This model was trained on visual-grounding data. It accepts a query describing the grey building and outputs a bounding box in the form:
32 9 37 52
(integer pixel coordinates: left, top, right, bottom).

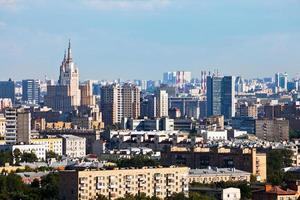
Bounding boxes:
255 119 289 141
22 79 40 104
0 79 15 104
207 76 235 119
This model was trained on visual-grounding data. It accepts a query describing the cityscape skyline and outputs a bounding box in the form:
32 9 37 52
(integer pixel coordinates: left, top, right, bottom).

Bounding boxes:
1 0 300 80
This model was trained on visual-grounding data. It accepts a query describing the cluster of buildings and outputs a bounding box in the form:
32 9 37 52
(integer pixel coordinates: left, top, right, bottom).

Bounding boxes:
1 41 300 199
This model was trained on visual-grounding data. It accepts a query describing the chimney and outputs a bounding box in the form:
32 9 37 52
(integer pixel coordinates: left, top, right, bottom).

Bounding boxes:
265 185 272 192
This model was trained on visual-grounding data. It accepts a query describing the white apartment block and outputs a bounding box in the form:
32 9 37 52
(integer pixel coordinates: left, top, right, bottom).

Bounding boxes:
5 108 17 144
60 135 86 158
202 130 228 141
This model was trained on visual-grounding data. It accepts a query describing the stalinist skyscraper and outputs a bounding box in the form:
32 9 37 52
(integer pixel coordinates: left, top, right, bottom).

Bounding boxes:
44 41 81 112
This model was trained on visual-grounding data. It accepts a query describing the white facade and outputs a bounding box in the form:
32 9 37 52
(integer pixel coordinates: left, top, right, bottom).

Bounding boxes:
5 108 17 144
156 90 168 117
202 130 228 141
60 135 86 158
12 144 46 161
222 187 241 200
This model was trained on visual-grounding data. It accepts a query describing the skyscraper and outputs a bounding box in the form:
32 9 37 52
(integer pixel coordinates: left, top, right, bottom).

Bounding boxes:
221 76 235 119
207 75 235 119
0 79 15 104
44 41 81 112
275 72 288 92
22 79 40 104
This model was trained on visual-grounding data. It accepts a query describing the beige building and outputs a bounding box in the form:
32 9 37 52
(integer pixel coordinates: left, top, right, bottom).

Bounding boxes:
156 89 168 118
189 168 251 184
101 83 140 126
59 166 189 200
44 41 81 112
0 114 5 138
30 137 63 156
80 80 96 107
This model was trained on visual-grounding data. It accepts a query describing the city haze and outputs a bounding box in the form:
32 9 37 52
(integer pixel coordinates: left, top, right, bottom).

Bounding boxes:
1 0 300 80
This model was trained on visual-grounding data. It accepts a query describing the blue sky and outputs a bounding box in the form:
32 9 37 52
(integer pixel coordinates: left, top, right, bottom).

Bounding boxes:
0 0 300 81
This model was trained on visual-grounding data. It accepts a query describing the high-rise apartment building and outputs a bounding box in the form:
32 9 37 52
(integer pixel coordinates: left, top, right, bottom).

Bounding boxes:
59 167 189 200
156 89 168 118
101 83 140 125
22 79 40 104
80 80 96 107
16 111 31 144
4 108 17 144
207 75 235 119
0 79 15 104
44 41 81 112
4 108 32 145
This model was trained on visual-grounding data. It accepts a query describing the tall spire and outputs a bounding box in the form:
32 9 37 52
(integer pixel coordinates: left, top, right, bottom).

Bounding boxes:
67 39 72 62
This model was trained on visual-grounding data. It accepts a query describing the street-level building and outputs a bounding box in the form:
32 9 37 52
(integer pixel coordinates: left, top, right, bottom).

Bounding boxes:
60 135 86 158
12 144 46 161
59 166 189 200
30 137 63 156
188 168 251 184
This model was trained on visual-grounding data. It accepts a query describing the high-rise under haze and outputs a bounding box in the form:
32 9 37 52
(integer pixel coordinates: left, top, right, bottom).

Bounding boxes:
207 75 235 119
44 41 81 112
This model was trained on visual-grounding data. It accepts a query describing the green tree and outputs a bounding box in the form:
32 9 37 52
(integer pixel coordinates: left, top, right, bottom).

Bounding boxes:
46 150 59 160
267 149 293 185
13 148 22 164
0 151 13 166
116 155 159 168
95 194 109 200
21 152 38 163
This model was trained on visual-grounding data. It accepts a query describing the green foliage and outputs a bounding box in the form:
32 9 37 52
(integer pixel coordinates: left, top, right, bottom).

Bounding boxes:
289 130 300 139
96 194 109 200
0 151 13 166
13 148 22 164
166 192 214 200
21 152 38 163
267 149 293 185
116 155 159 168
0 172 59 200
191 181 251 200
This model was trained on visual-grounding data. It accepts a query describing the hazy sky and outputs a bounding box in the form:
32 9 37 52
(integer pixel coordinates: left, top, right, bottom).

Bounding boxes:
0 0 300 81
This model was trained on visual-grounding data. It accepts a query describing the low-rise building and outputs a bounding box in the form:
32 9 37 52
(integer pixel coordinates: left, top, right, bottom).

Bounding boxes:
253 183 300 200
59 166 189 200
202 130 227 141
60 135 86 158
30 137 63 156
12 144 46 161
188 167 251 184
161 146 266 182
